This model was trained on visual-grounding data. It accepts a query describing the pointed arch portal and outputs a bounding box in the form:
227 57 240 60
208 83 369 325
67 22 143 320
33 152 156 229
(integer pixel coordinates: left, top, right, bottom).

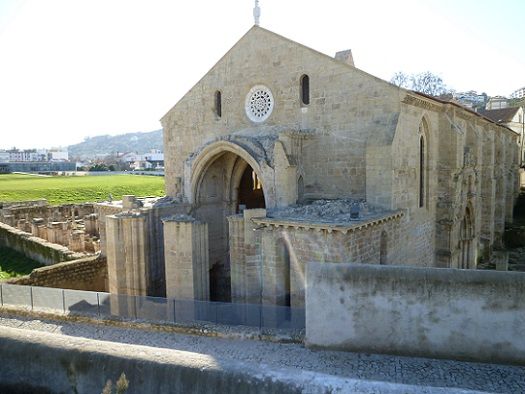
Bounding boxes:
193 150 265 301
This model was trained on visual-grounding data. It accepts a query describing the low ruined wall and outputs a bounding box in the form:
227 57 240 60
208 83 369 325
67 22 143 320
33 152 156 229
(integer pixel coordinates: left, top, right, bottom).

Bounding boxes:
0 222 85 265
0 201 94 226
8 256 107 292
305 263 525 364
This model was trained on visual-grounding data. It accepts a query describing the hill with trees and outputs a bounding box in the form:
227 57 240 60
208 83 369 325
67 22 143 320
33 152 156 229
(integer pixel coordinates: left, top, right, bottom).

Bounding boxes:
68 129 162 159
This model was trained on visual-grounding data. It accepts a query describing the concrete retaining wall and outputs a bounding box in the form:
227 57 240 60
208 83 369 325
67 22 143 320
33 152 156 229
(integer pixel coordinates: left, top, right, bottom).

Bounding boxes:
7 256 108 292
0 222 85 265
0 325 420 394
305 263 525 364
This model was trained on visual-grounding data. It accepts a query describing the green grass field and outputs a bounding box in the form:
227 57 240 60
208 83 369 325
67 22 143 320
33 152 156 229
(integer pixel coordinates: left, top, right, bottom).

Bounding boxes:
0 247 43 280
0 174 165 204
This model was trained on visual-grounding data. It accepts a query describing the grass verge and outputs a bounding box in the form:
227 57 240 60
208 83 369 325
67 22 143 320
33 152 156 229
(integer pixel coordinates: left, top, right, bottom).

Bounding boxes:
0 247 43 280
0 174 165 204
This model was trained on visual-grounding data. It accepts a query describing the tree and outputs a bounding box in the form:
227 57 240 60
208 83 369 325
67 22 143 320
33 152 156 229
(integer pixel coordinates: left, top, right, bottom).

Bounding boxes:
509 97 525 108
89 163 109 172
411 71 448 96
390 72 411 89
390 71 451 97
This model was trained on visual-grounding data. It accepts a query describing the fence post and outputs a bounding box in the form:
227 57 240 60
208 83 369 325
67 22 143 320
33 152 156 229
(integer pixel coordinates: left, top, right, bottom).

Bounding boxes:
0 284 3 307
172 298 176 324
30 286 34 311
62 289 66 314
259 303 262 330
97 292 100 318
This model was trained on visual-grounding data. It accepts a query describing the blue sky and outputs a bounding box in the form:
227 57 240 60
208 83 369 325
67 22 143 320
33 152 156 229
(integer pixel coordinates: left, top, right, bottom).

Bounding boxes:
0 0 524 149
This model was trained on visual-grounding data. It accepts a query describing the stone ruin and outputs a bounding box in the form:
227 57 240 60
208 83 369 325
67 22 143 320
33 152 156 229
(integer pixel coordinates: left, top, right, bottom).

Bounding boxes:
0 200 100 254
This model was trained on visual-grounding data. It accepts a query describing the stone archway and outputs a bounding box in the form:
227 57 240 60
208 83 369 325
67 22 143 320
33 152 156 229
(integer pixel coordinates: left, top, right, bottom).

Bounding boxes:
193 150 265 302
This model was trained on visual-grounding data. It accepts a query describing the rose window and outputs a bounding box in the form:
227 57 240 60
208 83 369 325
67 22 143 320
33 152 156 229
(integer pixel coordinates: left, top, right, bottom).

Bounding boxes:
245 85 274 122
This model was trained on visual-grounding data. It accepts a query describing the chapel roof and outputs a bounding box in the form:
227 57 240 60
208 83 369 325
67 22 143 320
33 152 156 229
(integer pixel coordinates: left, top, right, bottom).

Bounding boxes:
477 107 520 123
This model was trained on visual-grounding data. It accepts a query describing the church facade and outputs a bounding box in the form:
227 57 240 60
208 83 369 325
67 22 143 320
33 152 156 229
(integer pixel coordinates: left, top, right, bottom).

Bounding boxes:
97 27 519 307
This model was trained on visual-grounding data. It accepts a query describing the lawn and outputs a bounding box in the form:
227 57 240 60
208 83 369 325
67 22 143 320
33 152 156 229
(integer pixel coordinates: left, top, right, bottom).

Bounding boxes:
0 174 165 204
0 247 43 280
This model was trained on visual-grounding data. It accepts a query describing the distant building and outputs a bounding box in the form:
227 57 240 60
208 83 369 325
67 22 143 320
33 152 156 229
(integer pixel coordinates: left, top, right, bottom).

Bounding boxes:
485 96 509 110
0 148 69 163
0 147 72 172
49 150 69 161
452 91 487 110
479 106 525 165
0 161 76 173
121 149 164 170
510 86 525 100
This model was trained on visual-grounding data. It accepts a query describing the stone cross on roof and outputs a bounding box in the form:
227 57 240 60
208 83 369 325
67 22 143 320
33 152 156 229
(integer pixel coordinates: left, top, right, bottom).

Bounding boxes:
253 0 261 26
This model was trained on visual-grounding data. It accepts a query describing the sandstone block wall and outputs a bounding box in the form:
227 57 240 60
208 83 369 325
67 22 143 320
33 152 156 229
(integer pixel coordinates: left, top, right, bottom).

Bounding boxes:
163 218 209 300
0 200 100 254
101 197 191 297
94 203 123 258
105 213 149 296
305 263 525 364
161 26 401 205
0 222 86 266
7 256 107 292
229 212 404 307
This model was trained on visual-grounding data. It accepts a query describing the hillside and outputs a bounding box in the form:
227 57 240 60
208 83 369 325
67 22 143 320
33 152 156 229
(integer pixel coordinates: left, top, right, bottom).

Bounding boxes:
68 129 163 159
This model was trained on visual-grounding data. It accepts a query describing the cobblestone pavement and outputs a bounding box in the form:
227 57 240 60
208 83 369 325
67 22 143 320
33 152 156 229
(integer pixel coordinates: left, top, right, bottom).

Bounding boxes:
0 314 523 393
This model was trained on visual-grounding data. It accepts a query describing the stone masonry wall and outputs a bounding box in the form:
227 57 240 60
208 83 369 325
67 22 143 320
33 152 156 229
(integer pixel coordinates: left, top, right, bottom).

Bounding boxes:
230 212 405 308
7 255 107 292
161 26 401 204
0 222 86 266
0 200 99 254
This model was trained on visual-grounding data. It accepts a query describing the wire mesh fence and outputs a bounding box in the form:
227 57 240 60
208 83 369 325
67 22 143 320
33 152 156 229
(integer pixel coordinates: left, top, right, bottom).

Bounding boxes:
0 283 305 330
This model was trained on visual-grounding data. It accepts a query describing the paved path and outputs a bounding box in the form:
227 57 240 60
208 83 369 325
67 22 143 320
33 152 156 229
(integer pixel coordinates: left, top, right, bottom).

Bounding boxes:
0 314 523 393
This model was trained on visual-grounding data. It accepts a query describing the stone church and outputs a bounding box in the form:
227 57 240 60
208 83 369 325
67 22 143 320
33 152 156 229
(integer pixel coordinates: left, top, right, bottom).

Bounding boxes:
96 26 519 307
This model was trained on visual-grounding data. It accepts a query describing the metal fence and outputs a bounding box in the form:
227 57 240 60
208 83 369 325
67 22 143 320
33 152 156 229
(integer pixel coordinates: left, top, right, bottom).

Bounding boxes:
0 283 305 330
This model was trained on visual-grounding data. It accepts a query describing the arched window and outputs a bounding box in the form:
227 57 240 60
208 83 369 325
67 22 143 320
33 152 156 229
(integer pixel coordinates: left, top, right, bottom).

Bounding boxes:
418 119 429 209
380 231 388 265
419 135 425 208
215 90 222 118
300 74 310 105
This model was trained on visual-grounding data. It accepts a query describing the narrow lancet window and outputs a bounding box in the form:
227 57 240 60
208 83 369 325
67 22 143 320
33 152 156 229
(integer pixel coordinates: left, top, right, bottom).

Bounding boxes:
300 74 310 105
215 90 222 118
419 135 425 208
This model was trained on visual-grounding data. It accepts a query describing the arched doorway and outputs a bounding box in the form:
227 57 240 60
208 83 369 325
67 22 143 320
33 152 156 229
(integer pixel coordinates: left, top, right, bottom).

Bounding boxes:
237 165 265 212
194 151 265 302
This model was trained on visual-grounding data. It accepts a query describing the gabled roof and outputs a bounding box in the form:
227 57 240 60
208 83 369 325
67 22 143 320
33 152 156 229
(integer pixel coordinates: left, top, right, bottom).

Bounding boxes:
161 26 399 121
477 107 520 123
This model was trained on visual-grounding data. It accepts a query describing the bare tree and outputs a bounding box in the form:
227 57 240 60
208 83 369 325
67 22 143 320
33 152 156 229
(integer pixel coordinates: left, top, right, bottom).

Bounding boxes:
391 71 450 97
411 71 448 96
390 72 411 88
